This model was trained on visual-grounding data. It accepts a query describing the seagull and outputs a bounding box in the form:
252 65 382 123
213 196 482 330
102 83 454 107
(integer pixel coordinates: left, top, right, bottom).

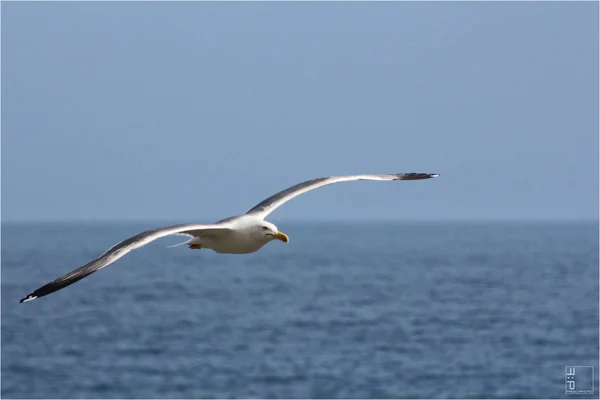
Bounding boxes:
19 173 439 303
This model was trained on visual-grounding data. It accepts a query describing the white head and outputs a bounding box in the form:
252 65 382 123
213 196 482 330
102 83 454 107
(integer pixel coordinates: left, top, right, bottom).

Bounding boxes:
255 220 289 243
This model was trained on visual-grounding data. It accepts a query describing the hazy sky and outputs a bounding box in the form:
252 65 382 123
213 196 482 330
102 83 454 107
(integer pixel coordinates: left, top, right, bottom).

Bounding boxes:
2 2 598 222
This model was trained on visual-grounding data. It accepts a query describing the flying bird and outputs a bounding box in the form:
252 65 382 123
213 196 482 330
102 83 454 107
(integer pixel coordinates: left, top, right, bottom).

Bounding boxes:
19 173 439 303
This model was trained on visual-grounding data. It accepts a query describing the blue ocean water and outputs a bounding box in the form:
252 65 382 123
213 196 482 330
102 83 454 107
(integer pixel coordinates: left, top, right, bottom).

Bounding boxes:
1 221 598 399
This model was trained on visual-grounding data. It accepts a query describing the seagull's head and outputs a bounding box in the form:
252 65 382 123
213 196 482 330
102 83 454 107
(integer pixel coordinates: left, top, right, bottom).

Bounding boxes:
258 221 289 243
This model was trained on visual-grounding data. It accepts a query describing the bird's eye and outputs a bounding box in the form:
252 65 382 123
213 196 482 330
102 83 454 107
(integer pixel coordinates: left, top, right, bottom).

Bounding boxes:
262 226 269 231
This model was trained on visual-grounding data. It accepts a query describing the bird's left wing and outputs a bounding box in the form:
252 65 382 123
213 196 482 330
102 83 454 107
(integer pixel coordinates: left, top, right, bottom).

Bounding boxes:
245 173 439 219
19 223 232 303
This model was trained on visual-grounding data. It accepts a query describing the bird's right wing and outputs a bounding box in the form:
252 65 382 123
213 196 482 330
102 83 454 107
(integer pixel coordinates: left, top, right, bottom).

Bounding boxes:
19 223 232 303
245 173 439 219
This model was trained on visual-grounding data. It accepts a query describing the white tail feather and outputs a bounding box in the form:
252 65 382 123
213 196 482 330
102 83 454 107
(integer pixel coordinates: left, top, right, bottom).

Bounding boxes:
167 239 194 248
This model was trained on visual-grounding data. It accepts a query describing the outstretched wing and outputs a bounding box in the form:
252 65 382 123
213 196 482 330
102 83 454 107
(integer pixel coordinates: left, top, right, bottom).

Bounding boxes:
245 173 439 219
19 223 232 303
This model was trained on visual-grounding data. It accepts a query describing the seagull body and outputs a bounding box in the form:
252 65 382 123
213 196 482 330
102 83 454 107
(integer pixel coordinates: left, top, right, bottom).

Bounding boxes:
176 216 287 254
19 173 439 303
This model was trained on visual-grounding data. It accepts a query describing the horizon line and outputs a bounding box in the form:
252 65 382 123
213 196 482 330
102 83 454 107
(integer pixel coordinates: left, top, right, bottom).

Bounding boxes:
2 217 598 224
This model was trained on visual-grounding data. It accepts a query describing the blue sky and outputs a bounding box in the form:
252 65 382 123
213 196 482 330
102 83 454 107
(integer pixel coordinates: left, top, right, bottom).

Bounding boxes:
2 2 598 222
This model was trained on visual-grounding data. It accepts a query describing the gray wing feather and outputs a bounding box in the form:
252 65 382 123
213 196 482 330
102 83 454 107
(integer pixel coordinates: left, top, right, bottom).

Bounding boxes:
19 223 230 303
245 173 439 219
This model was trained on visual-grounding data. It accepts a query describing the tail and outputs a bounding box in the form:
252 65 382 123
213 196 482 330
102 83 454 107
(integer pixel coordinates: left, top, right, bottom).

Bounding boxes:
167 238 194 248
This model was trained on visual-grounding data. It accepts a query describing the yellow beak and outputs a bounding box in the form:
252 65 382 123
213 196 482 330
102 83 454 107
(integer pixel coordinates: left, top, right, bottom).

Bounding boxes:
269 231 289 243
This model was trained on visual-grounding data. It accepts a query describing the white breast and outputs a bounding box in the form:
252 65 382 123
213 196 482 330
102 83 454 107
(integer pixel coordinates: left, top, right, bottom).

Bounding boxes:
200 216 268 254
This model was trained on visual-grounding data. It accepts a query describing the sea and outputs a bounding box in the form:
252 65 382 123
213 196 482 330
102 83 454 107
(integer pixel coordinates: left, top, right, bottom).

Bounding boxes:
1 221 598 399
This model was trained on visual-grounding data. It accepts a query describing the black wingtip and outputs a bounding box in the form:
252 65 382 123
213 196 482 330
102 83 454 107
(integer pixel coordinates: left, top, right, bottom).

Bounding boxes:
396 173 440 180
19 294 38 303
